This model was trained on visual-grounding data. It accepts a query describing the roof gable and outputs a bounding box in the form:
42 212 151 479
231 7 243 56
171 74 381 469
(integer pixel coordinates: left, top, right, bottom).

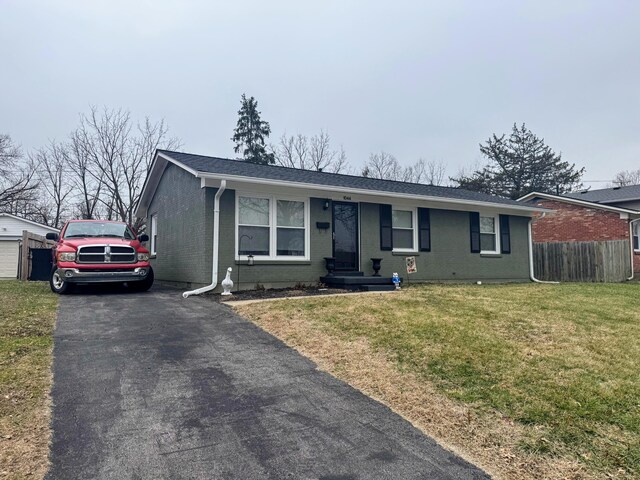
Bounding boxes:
518 191 640 216
0 213 59 236
564 184 640 204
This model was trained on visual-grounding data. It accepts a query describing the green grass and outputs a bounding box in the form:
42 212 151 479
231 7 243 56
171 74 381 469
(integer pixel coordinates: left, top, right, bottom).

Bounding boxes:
0 281 57 478
255 283 640 477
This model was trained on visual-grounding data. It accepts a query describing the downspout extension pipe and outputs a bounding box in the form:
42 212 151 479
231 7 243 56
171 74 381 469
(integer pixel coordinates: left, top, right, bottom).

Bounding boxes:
528 218 559 284
627 218 640 281
183 180 227 298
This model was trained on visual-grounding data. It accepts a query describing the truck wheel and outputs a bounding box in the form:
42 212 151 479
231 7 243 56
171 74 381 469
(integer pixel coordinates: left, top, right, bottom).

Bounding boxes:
129 268 154 292
50 270 74 294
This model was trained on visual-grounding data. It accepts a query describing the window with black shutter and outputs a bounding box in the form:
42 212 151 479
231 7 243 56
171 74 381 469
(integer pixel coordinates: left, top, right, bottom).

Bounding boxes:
470 212 481 253
500 215 511 254
379 204 393 250
418 208 431 251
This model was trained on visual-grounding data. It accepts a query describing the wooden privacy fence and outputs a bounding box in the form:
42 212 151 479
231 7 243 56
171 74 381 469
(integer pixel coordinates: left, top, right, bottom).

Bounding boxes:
533 240 631 283
17 231 55 281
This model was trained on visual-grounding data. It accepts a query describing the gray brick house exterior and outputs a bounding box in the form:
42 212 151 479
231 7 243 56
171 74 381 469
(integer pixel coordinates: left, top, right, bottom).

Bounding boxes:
136 150 545 291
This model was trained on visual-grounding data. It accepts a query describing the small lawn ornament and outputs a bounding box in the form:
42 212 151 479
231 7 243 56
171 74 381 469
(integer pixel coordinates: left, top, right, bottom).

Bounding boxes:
392 272 401 290
221 267 233 295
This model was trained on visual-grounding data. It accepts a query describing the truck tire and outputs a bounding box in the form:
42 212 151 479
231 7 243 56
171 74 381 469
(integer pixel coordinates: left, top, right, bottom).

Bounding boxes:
129 268 154 292
50 269 74 294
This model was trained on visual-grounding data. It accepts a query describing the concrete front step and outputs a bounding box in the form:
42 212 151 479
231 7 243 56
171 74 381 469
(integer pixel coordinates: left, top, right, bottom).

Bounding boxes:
359 284 397 292
320 275 401 286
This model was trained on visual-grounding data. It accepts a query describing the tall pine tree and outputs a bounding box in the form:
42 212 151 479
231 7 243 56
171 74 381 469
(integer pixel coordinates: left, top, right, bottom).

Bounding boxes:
231 94 274 165
453 123 584 199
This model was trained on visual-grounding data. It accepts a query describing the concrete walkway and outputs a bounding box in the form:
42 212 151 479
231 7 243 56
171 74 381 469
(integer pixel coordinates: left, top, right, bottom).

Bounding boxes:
47 287 488 479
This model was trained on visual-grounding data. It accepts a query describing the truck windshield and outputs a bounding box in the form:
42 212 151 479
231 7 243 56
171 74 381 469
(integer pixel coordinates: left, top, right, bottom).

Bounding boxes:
63 222 136 239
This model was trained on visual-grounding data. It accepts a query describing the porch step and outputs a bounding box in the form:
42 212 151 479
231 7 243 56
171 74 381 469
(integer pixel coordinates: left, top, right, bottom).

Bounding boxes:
320 275 399 286
320 274 402 293
332 271 364 276
359 284 397 292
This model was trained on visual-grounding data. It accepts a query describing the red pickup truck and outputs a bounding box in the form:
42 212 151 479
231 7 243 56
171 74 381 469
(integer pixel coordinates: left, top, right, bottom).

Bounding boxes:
46 219 154 294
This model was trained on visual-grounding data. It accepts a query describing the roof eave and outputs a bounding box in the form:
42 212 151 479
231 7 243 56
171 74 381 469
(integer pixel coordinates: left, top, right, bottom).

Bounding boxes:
518 191 640 216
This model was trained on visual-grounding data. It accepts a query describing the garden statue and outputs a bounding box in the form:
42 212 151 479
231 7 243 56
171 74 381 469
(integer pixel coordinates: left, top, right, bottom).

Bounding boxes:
221 267 233 295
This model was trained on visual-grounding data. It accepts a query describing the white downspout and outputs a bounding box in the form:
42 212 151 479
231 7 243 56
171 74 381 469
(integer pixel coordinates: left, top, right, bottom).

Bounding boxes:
627 218 639 281
528 217 559 284
183 180 226 298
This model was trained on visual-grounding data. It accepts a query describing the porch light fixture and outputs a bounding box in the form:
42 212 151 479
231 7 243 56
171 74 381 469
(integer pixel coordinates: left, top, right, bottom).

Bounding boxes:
323 200 330 210
247 254 254 266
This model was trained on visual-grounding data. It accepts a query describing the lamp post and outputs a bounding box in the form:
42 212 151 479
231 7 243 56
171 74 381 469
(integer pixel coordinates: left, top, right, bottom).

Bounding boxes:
238 234 254 291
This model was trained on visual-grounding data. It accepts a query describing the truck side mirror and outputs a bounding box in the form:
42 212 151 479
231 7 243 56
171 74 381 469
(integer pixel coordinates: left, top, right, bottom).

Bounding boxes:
46 232 59 241
138 234 149 242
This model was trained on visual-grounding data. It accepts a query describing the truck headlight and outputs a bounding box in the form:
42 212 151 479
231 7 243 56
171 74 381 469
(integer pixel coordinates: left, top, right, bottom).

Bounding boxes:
137 253 150 261
58 252 76 262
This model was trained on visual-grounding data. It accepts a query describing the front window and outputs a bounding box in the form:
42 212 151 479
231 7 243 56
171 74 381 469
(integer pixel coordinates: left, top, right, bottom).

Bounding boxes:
480 215 499 253
237 195 308 259
392 209 415 251
238 197 270 255
276 200 305 256
633 222 640 251
63 222 135 240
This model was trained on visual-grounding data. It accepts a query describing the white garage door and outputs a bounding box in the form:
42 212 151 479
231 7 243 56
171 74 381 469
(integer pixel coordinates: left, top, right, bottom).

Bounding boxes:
0 241 19 278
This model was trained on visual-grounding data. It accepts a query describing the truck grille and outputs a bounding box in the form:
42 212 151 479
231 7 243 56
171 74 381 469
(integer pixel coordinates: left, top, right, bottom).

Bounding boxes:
77 245 136 264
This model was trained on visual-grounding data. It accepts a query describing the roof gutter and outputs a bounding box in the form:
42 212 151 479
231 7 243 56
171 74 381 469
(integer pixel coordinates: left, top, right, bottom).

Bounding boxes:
182 180 226 298
627 218 640 281
528 216 559 284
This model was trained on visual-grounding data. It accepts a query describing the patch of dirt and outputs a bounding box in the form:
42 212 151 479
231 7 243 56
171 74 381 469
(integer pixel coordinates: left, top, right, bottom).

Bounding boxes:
236 300 593 480
212 287 349 302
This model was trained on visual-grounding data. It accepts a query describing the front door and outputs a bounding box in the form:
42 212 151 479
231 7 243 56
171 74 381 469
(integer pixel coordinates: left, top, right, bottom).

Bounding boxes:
332 202 359 271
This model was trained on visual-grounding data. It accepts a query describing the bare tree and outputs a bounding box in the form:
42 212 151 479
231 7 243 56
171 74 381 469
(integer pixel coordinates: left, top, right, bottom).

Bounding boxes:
73 107 180 227
0 134 39 214
68 130 104 219
612 169 640 187
410 158 447 185
272 130 349 173
30 141 75 228
362 151 402 180
363 152 448 185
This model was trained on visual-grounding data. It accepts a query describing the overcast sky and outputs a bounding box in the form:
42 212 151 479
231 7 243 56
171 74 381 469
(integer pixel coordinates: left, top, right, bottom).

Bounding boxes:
1 0 638 187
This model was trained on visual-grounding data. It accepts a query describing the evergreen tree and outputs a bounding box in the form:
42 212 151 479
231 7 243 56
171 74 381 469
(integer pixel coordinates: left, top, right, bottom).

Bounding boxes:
452 123 584 199
231 94 274 165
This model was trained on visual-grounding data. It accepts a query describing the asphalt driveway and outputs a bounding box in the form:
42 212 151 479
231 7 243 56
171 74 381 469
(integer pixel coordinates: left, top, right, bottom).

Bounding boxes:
47 287 488 479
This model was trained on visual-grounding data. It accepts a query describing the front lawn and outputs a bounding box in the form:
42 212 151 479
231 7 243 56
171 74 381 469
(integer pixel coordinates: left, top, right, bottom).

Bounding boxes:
236 283 640 479
0 281 57 479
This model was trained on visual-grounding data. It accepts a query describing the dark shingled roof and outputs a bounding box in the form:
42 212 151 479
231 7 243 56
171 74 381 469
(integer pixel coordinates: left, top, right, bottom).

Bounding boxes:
159 150 530 209
564 184 640 204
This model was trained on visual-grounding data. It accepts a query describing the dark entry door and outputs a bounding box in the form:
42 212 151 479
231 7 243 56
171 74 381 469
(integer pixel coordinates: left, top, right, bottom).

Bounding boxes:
332 202 359 271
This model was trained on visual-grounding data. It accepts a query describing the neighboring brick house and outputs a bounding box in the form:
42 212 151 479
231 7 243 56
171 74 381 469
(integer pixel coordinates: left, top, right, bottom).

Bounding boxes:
518 191 640 275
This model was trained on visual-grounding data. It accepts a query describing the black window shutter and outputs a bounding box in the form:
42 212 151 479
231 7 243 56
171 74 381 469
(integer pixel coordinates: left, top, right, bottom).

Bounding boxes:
634 235 639 250
470 212 481 253
418 208 431 251
500 215 511 254
380 204 393 251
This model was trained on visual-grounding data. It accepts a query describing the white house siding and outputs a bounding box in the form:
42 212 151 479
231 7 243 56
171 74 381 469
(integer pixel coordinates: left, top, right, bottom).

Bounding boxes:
0 215 57 238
